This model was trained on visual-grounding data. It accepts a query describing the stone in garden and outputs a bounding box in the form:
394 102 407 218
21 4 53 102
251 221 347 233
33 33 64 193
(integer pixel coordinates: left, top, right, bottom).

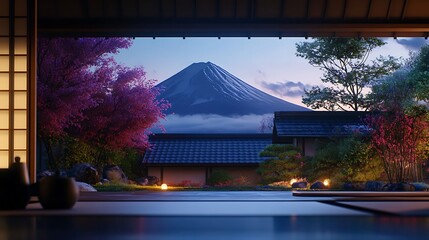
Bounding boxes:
102 165 128 183
100 178 110 184
342 182 353 190
342 182 365 190
292 182 308 188
135 177 149 186
365 181 386 191
310 181 326 190
397 183 415 191
36 170 54 181
76 181 97 192
37 170 67 181
69 163 100 184
385 183 416 191
147 176 160 186
351 182 365 190
412 183 429 192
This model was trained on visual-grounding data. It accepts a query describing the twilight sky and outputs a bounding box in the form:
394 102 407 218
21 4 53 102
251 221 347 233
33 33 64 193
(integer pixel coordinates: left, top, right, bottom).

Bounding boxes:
114 37 427 133
115 37 426 107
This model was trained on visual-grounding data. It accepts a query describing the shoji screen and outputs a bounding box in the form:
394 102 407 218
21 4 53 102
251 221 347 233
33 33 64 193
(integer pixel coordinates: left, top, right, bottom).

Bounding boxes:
0 0 36 182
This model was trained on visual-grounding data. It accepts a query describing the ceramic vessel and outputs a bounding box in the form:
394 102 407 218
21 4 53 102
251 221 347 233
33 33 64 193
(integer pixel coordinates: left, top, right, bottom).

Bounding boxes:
39 175 79 209
0 157 30 210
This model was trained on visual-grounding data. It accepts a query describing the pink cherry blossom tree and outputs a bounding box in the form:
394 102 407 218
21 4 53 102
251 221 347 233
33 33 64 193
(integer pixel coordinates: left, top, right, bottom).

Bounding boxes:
366 111 429 183
38 38 168 169
73 63 170 162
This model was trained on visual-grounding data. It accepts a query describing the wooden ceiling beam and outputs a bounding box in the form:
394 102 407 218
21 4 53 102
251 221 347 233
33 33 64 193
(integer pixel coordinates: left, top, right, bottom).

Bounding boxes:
401 0 409 20
101 0 106 18
174 0 177 18
323 0 328 19
279 0 284 18
193 0 197 18
305 0 310 19
81 0 89 18
342 0 348 19
249 0 255 19
37 20 429 38
367 0 373 19
386 0 392 19
116 0 122 18
216 0 220 18
37 0 429 38
234 0 237 18
158 0 163 18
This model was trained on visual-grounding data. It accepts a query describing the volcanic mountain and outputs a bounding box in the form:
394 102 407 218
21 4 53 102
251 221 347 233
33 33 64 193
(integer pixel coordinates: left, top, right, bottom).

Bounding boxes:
156 62 309 115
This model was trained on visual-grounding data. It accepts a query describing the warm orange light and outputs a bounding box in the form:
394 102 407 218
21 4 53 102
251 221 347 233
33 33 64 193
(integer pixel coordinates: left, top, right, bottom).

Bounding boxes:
161 183 168 190
290 178 298 185
323 179 331 187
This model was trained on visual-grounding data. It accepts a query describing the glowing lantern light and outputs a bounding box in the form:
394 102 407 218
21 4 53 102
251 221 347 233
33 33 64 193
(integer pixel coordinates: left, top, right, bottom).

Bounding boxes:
323 179 331 187
161 183 168 190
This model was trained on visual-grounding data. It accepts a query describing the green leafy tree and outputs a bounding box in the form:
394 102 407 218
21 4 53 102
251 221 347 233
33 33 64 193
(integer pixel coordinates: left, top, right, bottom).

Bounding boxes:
369 45 429 112
207 170 232 186
337 136 384 182
369 70 416 111
367 47 429 183
59 137 142 179
304 136 384 184
257 145 304 184
409 44 429 101
296 38 401 111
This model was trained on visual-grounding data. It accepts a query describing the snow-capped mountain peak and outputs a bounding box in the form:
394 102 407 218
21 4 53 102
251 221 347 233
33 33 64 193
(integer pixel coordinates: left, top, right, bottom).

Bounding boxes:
157 62 309 115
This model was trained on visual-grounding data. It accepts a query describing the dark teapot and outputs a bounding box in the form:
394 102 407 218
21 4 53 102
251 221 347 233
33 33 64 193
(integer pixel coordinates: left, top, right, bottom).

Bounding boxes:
0 156 31 210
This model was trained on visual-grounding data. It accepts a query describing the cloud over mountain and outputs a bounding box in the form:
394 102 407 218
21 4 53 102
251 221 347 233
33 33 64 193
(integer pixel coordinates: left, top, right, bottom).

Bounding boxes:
154 114 272 133
261 81 314 98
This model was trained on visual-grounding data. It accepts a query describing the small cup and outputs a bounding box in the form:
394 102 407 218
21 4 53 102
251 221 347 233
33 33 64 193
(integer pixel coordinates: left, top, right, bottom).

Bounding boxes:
39 175 79 209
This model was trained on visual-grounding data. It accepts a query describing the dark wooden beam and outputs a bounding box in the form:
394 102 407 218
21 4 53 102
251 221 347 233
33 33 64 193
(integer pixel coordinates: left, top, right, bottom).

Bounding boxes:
37 18 429 38
367 0 373 19
53 0 59 17
249 0 255 19
81 0 89 18
193 0 197 18
216 0 220 18
136 0 140 17
401 0 409 20
9 0 15 167
116 0 122 18
305 0 310 19
386 0 392 19
101 0 106 18
234 0 237 18
279 0 284 18
158 0 163 18
323 0 328 19
342 0 348 19
174 0 177 18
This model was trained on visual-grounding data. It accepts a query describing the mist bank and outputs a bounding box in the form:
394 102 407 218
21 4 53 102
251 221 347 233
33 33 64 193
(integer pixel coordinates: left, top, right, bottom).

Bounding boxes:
151 114 273 134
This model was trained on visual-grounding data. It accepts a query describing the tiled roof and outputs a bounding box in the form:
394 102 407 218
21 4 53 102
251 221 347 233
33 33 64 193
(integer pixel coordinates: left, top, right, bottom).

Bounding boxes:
274 111 369 137
143 134 272 165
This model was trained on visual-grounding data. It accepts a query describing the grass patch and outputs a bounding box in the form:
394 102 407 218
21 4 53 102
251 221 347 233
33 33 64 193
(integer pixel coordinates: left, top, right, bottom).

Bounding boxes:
94 183 186 192
93 183 292 192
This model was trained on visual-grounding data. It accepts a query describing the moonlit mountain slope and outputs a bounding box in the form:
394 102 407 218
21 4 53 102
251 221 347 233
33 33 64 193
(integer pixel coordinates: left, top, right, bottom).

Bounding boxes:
157 62 309 115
